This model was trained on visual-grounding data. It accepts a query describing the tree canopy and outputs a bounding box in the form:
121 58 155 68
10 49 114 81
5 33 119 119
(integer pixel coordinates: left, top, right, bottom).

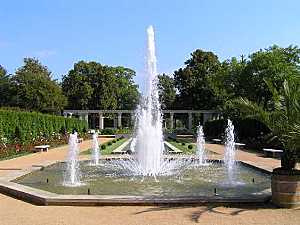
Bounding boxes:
157 74 176 109
207 45 300 117
0 58 66 113
62 61 139 110
0 65 12 106
173 49 221 109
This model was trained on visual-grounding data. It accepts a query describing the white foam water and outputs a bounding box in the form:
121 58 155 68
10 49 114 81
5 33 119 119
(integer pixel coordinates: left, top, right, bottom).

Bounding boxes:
91 133 100 165
63 133 82 186
115 26 183 177
196 124 208 165
224 119 237 183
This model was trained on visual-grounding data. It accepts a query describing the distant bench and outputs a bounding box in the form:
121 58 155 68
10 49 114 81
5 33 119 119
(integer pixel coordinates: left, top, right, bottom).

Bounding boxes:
263 148 283 158
33 145 50 153
235 143 246 149
211 139 222 144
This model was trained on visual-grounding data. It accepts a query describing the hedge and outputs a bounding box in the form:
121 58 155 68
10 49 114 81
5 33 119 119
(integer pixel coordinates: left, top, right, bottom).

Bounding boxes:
204 118 270 140
0 110 88 144
204 118 282 149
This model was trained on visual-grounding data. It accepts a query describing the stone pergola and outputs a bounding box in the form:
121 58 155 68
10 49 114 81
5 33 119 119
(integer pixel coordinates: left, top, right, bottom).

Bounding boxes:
63 109 221 130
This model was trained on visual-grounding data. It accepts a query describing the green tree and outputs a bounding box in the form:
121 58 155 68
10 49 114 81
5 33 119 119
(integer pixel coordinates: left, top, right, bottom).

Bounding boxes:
208 57 247 117
242 45 300 106
209 45 300 117
0 65 6 77
174 49 221 109
236 77 300 170
114 66 139 109
157 73 176 109
62 61 139 110
0 65 13 106
10 58 66 113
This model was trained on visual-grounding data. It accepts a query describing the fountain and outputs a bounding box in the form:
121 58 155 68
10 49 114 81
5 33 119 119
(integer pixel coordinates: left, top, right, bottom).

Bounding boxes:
12 26 271 205
224 119 237 183
91 132 100 165
196 124 207 165
115 25 169 177
63 132 81 186
134 25 165 176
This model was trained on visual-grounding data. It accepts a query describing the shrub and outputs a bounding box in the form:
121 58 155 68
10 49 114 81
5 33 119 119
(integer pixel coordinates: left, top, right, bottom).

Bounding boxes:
100 128 116 135
181 142 186 146
173 128 193 135
107 141 112 146
0 109 88 145
203 118 278 149
101 144 106 150
188 144 193 149
112 139 116 143
115 128 132 134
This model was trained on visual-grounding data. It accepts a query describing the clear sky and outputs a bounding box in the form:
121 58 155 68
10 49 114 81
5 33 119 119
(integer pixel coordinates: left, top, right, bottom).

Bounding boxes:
1 0 299 92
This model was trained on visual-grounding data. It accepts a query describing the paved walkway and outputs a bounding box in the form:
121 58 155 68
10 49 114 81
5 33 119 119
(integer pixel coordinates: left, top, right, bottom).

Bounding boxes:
205 144 281 172
0 141 299 225
0 138 112 177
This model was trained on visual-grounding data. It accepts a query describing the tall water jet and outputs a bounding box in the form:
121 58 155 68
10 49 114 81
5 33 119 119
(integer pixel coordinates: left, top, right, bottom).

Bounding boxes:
91 133 100 165
224 119 236 183
64 133 81 186
196 124 207 165
133 25 165 176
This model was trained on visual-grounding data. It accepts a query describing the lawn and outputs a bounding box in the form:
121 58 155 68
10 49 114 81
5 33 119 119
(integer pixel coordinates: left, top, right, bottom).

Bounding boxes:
167 140 196 154
81 138 128 155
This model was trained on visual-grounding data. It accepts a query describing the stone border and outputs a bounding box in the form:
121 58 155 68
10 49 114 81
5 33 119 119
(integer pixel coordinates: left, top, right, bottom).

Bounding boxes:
0 158 271 206
112 138 132 154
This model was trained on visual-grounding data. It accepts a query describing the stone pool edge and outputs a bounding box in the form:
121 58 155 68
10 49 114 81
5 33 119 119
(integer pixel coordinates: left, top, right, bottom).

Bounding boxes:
0 159 272 206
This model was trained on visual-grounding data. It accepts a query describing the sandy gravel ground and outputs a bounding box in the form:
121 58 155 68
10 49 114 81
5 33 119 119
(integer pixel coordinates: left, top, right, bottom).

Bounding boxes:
0 195 299 225
0 141 299 225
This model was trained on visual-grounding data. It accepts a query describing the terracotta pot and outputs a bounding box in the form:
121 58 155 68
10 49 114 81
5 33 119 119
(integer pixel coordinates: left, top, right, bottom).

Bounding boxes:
272 171 300 208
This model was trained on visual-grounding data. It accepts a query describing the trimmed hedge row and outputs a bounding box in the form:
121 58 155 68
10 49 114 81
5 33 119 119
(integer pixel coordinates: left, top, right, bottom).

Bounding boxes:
204 118 270 140
0 110 88 144
204 118 282 149
100 128 132 135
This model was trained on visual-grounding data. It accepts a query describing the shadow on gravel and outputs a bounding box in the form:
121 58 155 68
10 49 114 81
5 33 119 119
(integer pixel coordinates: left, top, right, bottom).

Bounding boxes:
133 203 279 223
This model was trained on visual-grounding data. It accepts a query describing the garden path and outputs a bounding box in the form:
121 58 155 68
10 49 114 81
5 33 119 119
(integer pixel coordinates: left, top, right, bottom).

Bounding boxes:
0 138 112 177
206 144 281 172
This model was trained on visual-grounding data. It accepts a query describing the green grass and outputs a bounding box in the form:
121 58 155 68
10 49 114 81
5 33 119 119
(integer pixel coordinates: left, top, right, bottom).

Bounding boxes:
167 140 196 154
176 138 195 143
81 138 128 155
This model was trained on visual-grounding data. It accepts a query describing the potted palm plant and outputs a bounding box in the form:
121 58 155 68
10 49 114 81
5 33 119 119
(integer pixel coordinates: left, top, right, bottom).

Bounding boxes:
236 77 300 208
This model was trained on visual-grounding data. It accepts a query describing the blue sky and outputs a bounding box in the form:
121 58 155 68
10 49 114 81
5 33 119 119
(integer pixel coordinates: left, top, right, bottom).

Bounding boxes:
0 0 299 92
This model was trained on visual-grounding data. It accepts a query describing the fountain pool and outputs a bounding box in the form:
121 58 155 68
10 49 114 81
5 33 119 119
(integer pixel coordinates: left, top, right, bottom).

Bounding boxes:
14 160 270 198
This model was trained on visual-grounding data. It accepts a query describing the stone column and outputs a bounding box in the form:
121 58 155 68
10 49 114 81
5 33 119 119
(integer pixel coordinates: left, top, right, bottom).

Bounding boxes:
118 113 122 128
84 114 89 123
170 112 174 129
99 113 104 129
131 113 135 124
113 118 117 128
203 113 212 125
188 113 193 130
